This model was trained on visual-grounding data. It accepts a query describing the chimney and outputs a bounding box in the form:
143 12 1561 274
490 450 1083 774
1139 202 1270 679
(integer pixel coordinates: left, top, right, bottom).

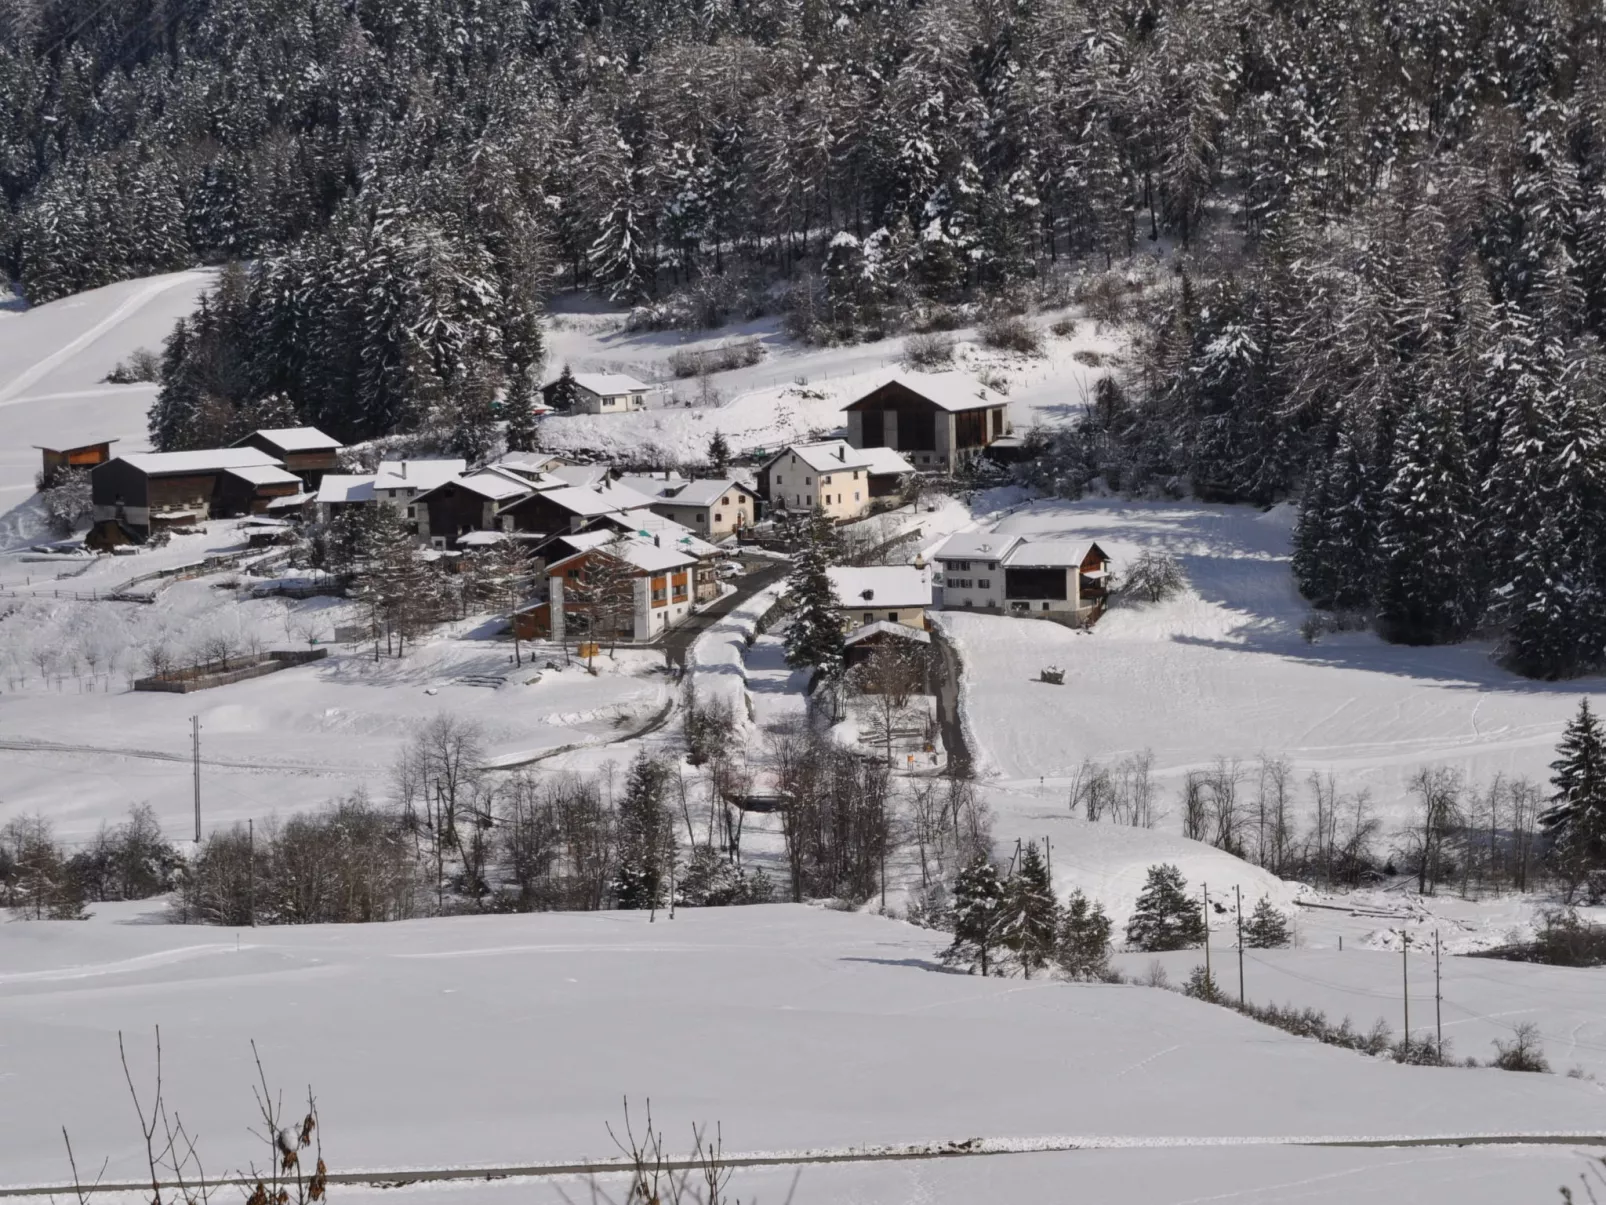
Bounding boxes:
655 534 661 547
838 446 846 461
400 461 407 479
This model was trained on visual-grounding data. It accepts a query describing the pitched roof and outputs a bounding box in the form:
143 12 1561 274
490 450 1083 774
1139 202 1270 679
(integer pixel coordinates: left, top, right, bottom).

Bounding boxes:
615 472 686 499
548 464 612 489
415 467 533 503
1003 540 1090 569
549 535 697 575
224 464 304 487
239 427 343 453
494 451 567 477
827 565 932 610
265 491 315 510
858 446 916 476
520 485 629 518
657 478 755 508
315 474 376 505
592 477 660 510
933 532 1025 562
571 372 649 395
781 440 874 473
120 448 284 476
846 371 1006 413
374 459 467 491
605 511 722 558
844 620 931 646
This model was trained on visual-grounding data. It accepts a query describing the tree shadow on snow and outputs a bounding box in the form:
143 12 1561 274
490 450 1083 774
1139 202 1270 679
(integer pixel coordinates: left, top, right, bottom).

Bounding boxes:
839 955 959 975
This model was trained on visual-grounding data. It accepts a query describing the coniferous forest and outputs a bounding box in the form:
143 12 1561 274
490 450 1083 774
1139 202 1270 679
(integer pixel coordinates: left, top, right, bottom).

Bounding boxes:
4 0 1606 675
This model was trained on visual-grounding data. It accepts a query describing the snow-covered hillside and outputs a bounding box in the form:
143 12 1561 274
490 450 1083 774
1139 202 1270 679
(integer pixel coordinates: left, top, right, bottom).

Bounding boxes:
935 497 1606 825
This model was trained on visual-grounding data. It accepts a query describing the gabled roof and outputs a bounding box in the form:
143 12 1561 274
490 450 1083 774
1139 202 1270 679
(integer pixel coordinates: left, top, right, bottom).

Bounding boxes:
224 464 304 488
844 620 931 647
549 464 612 489
549 536 698 575
237 427 342 453
615 472 687 498
602 511 722 558
933 532 1025 562
511 484 628 518
571 372 649 395
858 447 916 477
119 448 283 476
657 478 756 508
778 440 874 473
827 565 932 610
494 451 567 478
265 491 314 510
374 459 467 492
845 371 1006 413
415 467 533 504
456 530 507 547
315 474 376 505
592 477 660 510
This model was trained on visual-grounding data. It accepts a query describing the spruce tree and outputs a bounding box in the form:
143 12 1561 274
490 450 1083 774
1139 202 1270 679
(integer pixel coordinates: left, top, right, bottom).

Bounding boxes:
503 370 541 453
1000 843 1058 978
1056 889 1113 980
1542 699 1606 899
946 853 1006 975
708 430 732 474
612 753 675 909
547 365 581 414
1125 864 1207 952
783 510 846 685
1241 897 1291 948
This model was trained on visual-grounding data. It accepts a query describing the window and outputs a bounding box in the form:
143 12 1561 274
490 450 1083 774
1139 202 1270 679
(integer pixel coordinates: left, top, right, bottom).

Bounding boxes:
652 587 666 602
988 561 998 570
853 492 860 501
863 612 873 623
887 612 897 622
695 512 705 524
805 476 813 485
405 506 416 518
921 454 931 464
951 560 971 571
977 578 990 588
714 512 723 523
1042 601 1050 611
721 496 730 505
962 598 973 607
853 470 861 479
822 474 831 484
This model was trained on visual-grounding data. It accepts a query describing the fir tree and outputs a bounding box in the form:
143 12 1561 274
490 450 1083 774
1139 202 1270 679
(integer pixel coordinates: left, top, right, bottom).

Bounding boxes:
502 370 541 453
1125 864 1207 952
1542 699 1606 900
1241 897 1291 948
707 430 732 474
999 843 1058 977
1056 889 1113 980
946 853 1007 975
547 365 582 415
783 510 847 686
612 753 675 910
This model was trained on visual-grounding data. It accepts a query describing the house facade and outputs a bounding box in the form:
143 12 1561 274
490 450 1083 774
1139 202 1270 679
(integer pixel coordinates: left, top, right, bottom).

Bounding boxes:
232 428 343 485
843 373 1011 472
932 532 1111 624
413 469 533 548
544 372 650 414
516 538 698 643
646 479 758 537
89 448 292 542
759 441 913 521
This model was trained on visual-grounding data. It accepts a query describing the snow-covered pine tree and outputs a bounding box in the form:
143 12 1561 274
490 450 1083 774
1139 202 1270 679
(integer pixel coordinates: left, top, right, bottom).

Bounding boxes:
547 365 582 414
589 156 653 304
1541 698 1606 900
1241 897 1292 948
999 842 1058 977
945 853 1006 975
1056 889 1113 980
1375 382 1479 645
707 430 731 474
502 369 541 453
783 510 847 686
612 753 675 910
1125 863 1207 952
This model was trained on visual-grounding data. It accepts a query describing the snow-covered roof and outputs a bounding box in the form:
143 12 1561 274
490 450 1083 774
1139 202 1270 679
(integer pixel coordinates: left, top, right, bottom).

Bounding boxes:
548 464 612 489
265 491 314 510
525 485 629 518
456 530 507 547
858 447 916 477
494 451 567 477
240 427 343 453
607 511 722 558
315 474 376 505
224 464 304 487
374 459 467 492
566 372 649 396
844 620 931 647
827 565 932 610
120 448 283 476
549 536 697 574
615 472 686 498
849 371 1006 413
592 477 660 510
658 478 755 508
933 532 1025 562
1003 540 1092 570
781 440 874 473
416 468 532 503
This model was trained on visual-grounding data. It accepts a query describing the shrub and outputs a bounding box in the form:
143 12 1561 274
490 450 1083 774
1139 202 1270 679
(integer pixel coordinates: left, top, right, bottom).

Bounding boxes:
103 347 161 384
1120 550 1186 603
667 339 764 378
902 331 956 369
978 313 1043 355
1050 315 1078 338
1183 964 1223 1002
1491 1022 1550 1072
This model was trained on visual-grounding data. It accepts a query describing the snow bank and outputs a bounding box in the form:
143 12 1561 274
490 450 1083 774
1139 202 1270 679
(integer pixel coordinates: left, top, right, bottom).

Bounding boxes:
686 581 787 726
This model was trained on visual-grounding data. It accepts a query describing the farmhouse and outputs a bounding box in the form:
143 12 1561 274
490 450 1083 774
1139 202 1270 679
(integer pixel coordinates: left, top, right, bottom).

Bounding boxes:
231 427 343 485
827 565 932 630
493 450 571 481
843 372 1011 471
932 532 1111 624
543 372 650 414
758 441 914 520
89 447 295 543
497 482 653 537
35 439 117 488
644 478 759 538
515 536 698 643
412 468 534 548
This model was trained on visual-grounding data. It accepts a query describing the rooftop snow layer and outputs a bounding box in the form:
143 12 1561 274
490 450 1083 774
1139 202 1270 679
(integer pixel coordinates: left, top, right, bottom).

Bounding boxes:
858 445 917 476
933 532 1025 562
850 370 1007 412
239 426 342 452
828 565 932 609
571 371 649 395
780 439 874 473
314 474 376 504
223 464 303 487
658 478 754 507
120 448 284 475
844 619 931 646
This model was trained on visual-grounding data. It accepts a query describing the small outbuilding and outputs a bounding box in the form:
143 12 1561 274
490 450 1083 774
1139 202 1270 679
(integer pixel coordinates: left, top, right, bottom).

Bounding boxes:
36 440 117 489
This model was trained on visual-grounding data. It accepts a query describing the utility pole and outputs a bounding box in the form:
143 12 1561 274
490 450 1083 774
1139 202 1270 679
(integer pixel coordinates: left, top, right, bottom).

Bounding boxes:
1235 884 1245 1006
1203 882 1211 987
1402 931 1410 1047
1434 929 1443 1060
247 819 255 927
191 715 201 842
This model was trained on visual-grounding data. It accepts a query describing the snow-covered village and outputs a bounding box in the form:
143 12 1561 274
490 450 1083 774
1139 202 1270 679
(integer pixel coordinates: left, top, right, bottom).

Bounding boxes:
5 3 1606 1203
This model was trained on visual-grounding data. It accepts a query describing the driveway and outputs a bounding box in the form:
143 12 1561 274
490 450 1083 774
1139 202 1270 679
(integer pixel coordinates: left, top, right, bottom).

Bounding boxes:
661 557 790 669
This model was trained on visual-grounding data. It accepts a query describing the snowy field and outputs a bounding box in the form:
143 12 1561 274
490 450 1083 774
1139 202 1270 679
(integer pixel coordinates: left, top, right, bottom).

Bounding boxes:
1 904 1601 1202
934 497 1606 826
0 270 216 545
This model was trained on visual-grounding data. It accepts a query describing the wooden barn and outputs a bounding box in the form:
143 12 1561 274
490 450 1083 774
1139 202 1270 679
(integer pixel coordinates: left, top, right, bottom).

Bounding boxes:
88 448 294 544
843 372 1011 473
232 428 343 485
35 440 117 489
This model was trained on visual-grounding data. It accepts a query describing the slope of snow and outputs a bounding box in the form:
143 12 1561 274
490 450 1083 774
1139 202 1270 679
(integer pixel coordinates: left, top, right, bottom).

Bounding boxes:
934 498 1606 825
0 270 216 534
0 904 1598 1194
